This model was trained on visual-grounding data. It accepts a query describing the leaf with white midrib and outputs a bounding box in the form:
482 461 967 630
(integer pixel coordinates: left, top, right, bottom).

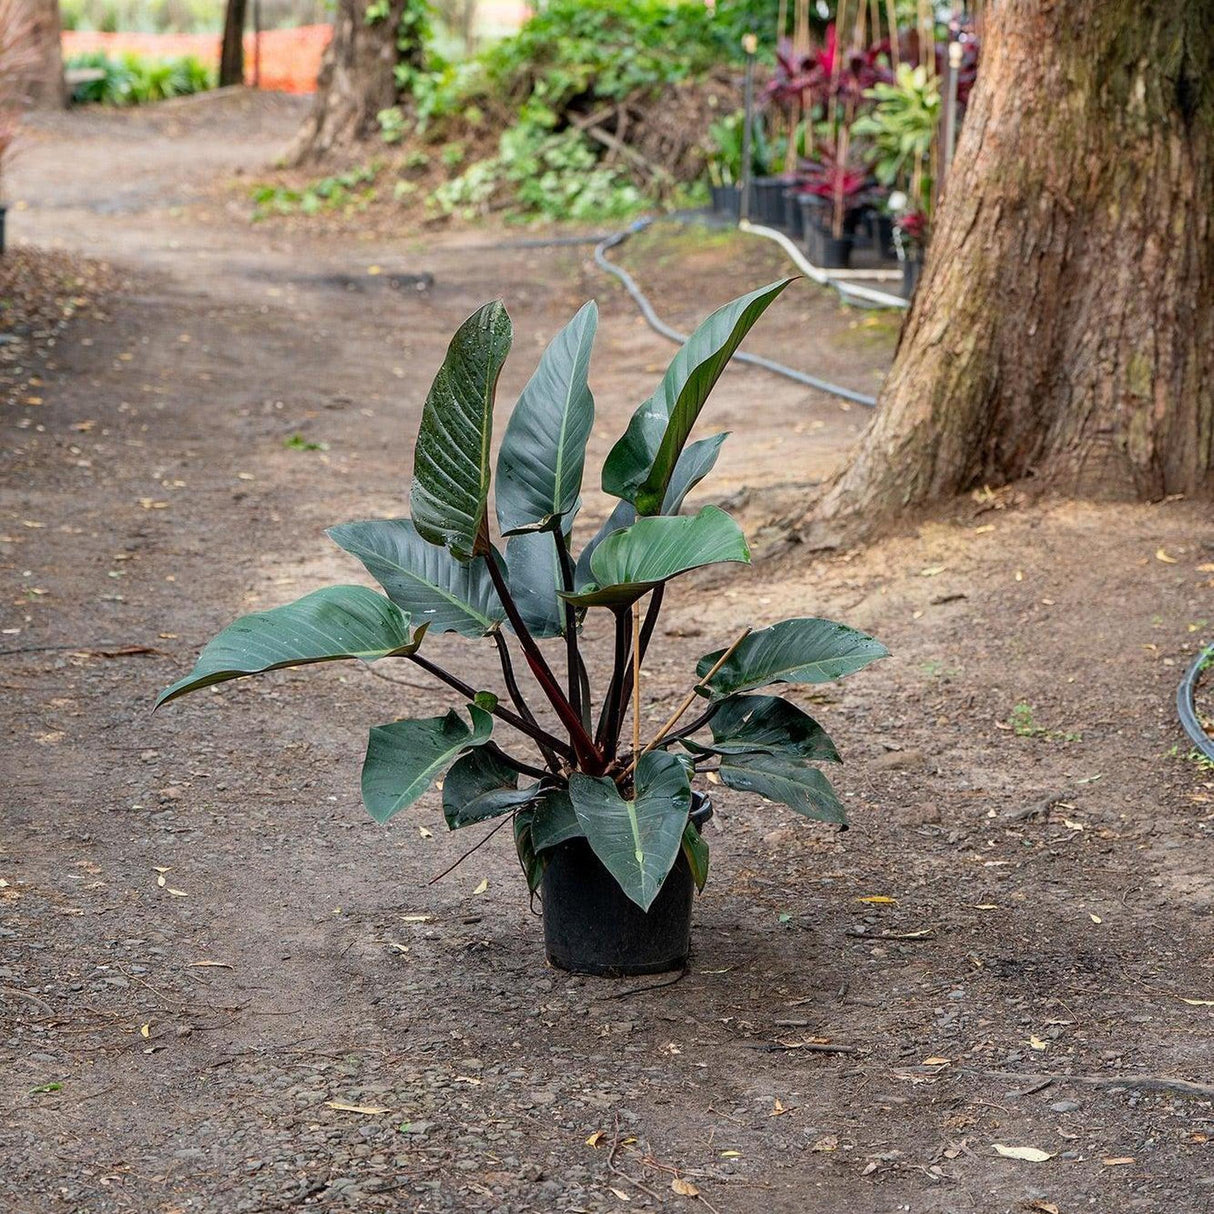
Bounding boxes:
328 517 505 637
496 301 597 535
156 585 423 707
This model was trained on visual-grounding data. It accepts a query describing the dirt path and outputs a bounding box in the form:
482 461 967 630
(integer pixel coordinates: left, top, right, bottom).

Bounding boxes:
2 93 1213 1214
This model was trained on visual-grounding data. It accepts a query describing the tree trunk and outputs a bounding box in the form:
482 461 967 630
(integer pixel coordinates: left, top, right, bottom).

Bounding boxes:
805 0 1214 547
219 0 248 88
285 0 418 165
19 0 64 108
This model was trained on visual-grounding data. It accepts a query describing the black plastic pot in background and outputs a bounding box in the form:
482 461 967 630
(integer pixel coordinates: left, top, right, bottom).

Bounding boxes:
800 200 854 269
783 189 805 238
870 211 896 259
902 254 924 298
0 205 8 257
541 794 713 977
749 176 795 227
710 184 741 221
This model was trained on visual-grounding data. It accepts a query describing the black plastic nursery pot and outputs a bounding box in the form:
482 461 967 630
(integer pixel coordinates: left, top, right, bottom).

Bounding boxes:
748 176 794 227
541 794 712 977
801 211 854 270
710 184 741 220
0 204 7 257
783 189 805 238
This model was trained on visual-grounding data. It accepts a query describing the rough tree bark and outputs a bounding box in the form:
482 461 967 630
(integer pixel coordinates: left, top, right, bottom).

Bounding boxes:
805 0 1214 547
219 0 248 88
285 0 422 165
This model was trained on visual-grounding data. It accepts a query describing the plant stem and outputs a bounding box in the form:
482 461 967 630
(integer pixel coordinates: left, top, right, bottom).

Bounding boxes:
661 700 721 745
426 812 515 886
553 527 589 729
614 586 664 734
492 631 562 772
406 652 574 762
596 606 633 760
484 549 604 773
627 626 751 775
631 600 642 762
485 741 549 782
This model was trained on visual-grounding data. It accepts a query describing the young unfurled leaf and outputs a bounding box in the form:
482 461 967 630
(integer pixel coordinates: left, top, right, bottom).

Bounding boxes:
603 279 792 514
411 301 512 560
156 585 425 707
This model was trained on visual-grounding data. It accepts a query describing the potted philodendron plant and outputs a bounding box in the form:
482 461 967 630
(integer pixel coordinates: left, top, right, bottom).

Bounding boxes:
157 281 888 976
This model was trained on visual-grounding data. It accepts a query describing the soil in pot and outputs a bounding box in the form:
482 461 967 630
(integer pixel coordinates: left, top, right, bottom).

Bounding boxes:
541 795 712 977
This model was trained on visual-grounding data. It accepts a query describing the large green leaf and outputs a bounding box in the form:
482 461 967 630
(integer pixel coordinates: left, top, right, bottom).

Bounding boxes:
530 787 583 852
562 505 750 609
505 529 566 638
574 499 635 590
568 750 691 911
601 279 792 514
696 618 889 701
410 301 512 560
681 821 709 892
717 752 846 825
362 705 493 824
442 747 541 830
496 301 597 536
328 517 505 637
156 585 424 707
681 694 840 763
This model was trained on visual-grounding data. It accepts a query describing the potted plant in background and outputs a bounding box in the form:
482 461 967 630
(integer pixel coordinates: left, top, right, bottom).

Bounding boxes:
892 204 928 296
0 0 39 255
796 146 870 268
158 282 888 976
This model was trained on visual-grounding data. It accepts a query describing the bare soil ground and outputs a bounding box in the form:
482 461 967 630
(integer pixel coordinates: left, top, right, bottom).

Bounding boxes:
2 92 1213 1214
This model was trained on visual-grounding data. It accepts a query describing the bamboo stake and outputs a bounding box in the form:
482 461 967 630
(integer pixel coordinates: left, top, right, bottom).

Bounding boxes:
627 627 751 776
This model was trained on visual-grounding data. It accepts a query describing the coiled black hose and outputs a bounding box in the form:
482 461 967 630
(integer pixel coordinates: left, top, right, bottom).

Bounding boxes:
1177 643 1214 760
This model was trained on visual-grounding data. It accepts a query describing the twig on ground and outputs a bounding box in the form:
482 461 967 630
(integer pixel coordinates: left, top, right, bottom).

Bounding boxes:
743 1040 859 1054
978 1069 1214 1099
0 986 53 1016
606 1113 668 1206
426 814 515 886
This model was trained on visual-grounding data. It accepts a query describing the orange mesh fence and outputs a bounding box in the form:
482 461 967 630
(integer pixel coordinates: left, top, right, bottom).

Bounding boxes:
62 25 331 94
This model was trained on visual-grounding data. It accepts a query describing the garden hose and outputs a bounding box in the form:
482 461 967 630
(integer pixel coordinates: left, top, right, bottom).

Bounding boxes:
1177 642 1214 761
593 219 879 408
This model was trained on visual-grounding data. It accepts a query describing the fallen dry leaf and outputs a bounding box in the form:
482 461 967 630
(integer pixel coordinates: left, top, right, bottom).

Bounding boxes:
1179 997 1214 1007
1028 1203 1060 1214
1155 548 1178 564
166 888 188 898
1029 1035 1048 1051
140 1023 150 1038
994 1144 1054 1162
473 878 489 895
186 960 233 969
923 1056 951 1066
670 1178 700 1197
1102 1157 1135 1166
857 895 897 905
811 1135 839 1152
1089 912 1102 924
771 1097 788 1116
325 1101 389 1115
585 1131 606 1148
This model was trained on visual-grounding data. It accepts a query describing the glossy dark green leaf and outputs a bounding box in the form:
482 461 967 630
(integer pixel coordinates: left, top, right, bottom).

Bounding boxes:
568 751 691 911
661 432 727 514
361 705 493 824
602 279 792 514
562 506 750 609
718 752 846 824
505 529 566 638
442 746 541 830
156 585 424 707
696 617 889 701
530 787 583 852
496 301 597 535
327 517 505 637
514 809 543 893
681 821 709 892
410 301 512 560
682 694 840 763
